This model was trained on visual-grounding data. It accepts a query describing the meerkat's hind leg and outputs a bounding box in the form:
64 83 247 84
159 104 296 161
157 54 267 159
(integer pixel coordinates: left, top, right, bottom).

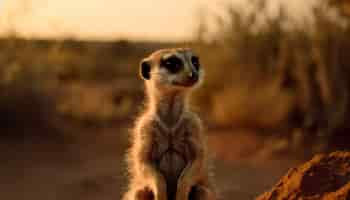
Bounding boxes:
188 185 216 200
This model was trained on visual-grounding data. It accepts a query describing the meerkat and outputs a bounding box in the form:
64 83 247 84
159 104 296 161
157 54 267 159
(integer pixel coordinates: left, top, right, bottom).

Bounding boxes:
123 48 216 200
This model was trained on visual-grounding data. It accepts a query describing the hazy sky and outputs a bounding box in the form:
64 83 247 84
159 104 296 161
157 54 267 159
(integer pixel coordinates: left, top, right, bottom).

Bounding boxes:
0 0 314 41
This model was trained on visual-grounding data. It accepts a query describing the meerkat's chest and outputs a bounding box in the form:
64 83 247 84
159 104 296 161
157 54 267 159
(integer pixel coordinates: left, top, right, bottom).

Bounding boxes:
151 125 195 195
153 130 194 171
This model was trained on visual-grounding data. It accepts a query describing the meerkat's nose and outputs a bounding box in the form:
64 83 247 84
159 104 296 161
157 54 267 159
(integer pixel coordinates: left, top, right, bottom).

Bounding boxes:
188 71 198 82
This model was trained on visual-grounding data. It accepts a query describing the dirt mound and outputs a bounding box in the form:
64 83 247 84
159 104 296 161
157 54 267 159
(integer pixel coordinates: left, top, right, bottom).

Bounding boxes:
256 151 350 200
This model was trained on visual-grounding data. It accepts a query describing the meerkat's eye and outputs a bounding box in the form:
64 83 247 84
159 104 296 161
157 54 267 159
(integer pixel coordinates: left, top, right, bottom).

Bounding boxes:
191 56 200 71
161 56 183 73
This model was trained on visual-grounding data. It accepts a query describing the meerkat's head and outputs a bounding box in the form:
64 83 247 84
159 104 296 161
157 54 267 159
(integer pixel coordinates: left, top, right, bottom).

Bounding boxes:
139 48 203 93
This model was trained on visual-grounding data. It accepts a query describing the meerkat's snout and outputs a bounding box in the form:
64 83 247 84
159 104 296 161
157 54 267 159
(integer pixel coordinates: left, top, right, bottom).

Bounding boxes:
185 54 201 86
187 70 199 83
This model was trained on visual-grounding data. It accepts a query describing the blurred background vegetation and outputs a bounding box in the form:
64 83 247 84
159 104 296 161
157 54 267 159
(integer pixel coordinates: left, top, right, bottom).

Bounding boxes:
193 0 350 154
1 0 350 199
2 0 349 153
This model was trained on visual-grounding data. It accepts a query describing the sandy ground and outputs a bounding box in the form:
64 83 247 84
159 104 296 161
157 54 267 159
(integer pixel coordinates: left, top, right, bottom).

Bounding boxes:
0 127 300 200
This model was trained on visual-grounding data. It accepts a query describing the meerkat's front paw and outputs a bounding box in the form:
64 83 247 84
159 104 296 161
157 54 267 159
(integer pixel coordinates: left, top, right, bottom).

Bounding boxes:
135 187 154 200
189 185 217 200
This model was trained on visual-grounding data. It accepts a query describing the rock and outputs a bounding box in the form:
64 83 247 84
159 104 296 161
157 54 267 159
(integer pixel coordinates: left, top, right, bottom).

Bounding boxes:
256 151 350 200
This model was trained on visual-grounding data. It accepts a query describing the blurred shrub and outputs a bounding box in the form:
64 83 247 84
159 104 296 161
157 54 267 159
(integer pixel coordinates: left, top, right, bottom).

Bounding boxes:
0 62 62 141
0 37 149 127
56 80 140 124
193 0 350 151
210 82 294 129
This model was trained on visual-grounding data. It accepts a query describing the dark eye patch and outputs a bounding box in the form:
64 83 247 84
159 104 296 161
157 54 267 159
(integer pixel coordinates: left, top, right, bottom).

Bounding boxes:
191 56 200 71
161 56 183 73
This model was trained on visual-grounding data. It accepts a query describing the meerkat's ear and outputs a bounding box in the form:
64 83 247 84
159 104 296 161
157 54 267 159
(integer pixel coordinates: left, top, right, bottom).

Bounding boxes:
140 58 151 80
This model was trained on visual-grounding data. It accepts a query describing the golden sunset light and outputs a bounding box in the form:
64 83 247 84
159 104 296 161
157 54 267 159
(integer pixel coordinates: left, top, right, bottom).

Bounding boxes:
0 0 315 41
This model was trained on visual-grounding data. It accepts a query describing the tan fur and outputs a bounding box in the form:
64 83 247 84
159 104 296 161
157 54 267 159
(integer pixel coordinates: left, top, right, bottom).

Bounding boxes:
123 48 216 200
